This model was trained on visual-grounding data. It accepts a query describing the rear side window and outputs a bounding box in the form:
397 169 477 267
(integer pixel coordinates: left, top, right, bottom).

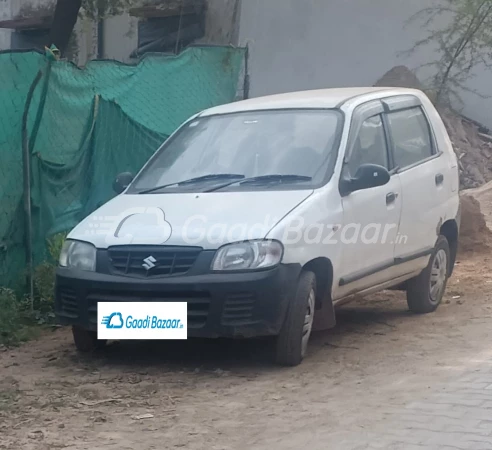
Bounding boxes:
387 107 434 169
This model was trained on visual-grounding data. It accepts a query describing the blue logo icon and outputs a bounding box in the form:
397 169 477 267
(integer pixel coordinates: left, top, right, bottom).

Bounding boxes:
101 312 124 329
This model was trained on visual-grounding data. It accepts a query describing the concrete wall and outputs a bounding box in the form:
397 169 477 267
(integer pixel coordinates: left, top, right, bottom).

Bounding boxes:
10 0 53 17
102 12 138 63
0 0 53 51
72 17 98 66
237 0 492 128
203 0 240 45
0 0 11 49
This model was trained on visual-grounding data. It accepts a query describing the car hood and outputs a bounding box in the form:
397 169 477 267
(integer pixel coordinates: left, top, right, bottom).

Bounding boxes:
68 190 313 249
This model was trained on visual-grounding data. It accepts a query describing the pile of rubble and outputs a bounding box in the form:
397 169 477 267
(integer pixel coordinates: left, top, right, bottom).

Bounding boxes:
439 111 492 189
458 194 492 254
375 66 492 189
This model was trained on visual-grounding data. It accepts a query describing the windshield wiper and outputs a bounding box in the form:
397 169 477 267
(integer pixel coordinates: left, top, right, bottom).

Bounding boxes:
205 174 312 192
138 174 245 194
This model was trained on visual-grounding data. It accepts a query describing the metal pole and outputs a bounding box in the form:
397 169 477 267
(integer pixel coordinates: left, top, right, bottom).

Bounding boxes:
243 44 250 100
98 19 105 59
175 2 184 54
22 70 42 307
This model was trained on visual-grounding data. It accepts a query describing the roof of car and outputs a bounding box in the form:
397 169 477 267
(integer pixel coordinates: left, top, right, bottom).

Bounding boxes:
200 87 421 116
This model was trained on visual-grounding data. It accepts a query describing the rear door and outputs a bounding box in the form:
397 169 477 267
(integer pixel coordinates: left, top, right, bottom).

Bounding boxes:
383 96 447 271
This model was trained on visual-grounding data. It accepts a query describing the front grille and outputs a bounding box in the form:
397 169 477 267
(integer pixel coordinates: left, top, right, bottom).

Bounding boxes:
108 246 202 278
87 290 210 328
59 288 79 318
221 293 256 325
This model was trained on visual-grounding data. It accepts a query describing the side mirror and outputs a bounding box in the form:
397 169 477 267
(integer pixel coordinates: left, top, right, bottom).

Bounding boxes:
113 172 134 194
340 164 390 195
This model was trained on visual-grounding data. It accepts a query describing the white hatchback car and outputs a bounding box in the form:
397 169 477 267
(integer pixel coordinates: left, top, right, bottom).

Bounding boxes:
56 87 460 366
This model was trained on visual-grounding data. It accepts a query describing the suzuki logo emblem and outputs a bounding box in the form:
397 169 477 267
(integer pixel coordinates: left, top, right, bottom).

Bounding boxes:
142 256 157 270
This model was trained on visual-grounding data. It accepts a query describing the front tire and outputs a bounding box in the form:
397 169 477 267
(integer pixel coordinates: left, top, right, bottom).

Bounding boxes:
407 236 450 314
275 271 316 366
72 327 107 353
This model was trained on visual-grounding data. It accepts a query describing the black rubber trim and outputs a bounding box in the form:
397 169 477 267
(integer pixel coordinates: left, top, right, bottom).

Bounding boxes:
394 248 433 265
381 113 396 171
339 260 394 287
339 247 434 287
456 200 462 232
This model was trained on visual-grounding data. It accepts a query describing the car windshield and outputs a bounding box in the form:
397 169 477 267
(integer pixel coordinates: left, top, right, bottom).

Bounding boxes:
129 109 343 193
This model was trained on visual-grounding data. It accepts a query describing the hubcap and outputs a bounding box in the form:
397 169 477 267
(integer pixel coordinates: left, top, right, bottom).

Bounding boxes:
430 249 447 304
301 289 316 357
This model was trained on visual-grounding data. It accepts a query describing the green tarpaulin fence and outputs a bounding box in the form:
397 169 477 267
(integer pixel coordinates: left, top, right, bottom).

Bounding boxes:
0 46 246 288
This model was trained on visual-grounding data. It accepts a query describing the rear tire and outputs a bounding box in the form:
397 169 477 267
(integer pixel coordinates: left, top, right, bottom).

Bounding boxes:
407 236 450 314
72 327 107 353
275 271 316 366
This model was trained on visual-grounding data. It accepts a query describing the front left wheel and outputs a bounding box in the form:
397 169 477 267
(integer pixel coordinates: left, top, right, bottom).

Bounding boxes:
72 327 107 353
274 271 316 366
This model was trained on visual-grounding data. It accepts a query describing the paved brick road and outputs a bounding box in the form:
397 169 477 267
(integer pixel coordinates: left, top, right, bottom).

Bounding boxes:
334 355 492 450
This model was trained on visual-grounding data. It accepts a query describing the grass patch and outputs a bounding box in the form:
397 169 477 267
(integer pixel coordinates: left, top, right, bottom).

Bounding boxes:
0 288 41 346
0 288 24 346
0 233 67 346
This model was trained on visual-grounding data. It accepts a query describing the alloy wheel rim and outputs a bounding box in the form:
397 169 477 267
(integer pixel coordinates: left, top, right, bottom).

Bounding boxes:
301 289 316 358
430 249 447 304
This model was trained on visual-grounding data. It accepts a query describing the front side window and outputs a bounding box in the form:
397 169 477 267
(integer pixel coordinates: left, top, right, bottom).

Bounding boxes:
347 114 389 177
387 107 434 169
129 109 343 193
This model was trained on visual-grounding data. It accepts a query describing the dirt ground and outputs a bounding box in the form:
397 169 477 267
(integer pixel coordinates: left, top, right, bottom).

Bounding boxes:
2 196 492 450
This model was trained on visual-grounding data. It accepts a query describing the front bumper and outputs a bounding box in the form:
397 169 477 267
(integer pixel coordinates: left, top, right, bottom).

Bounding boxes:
55 263 301 338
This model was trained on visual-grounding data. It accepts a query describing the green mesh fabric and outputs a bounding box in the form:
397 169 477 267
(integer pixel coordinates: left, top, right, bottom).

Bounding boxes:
0 46 246 288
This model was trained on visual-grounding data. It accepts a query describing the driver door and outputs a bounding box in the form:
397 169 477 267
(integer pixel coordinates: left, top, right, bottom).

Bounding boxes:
335 101 402 299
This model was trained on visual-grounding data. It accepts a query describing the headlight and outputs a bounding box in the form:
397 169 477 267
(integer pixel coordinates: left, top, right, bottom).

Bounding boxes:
212 240 283 271
59 240 96 271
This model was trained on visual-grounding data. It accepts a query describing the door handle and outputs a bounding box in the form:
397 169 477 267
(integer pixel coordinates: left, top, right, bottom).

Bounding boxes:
435 173 444 185
386 192 397 205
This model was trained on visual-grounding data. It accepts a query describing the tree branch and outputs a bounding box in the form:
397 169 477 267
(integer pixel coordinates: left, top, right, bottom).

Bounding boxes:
48 0 83 54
